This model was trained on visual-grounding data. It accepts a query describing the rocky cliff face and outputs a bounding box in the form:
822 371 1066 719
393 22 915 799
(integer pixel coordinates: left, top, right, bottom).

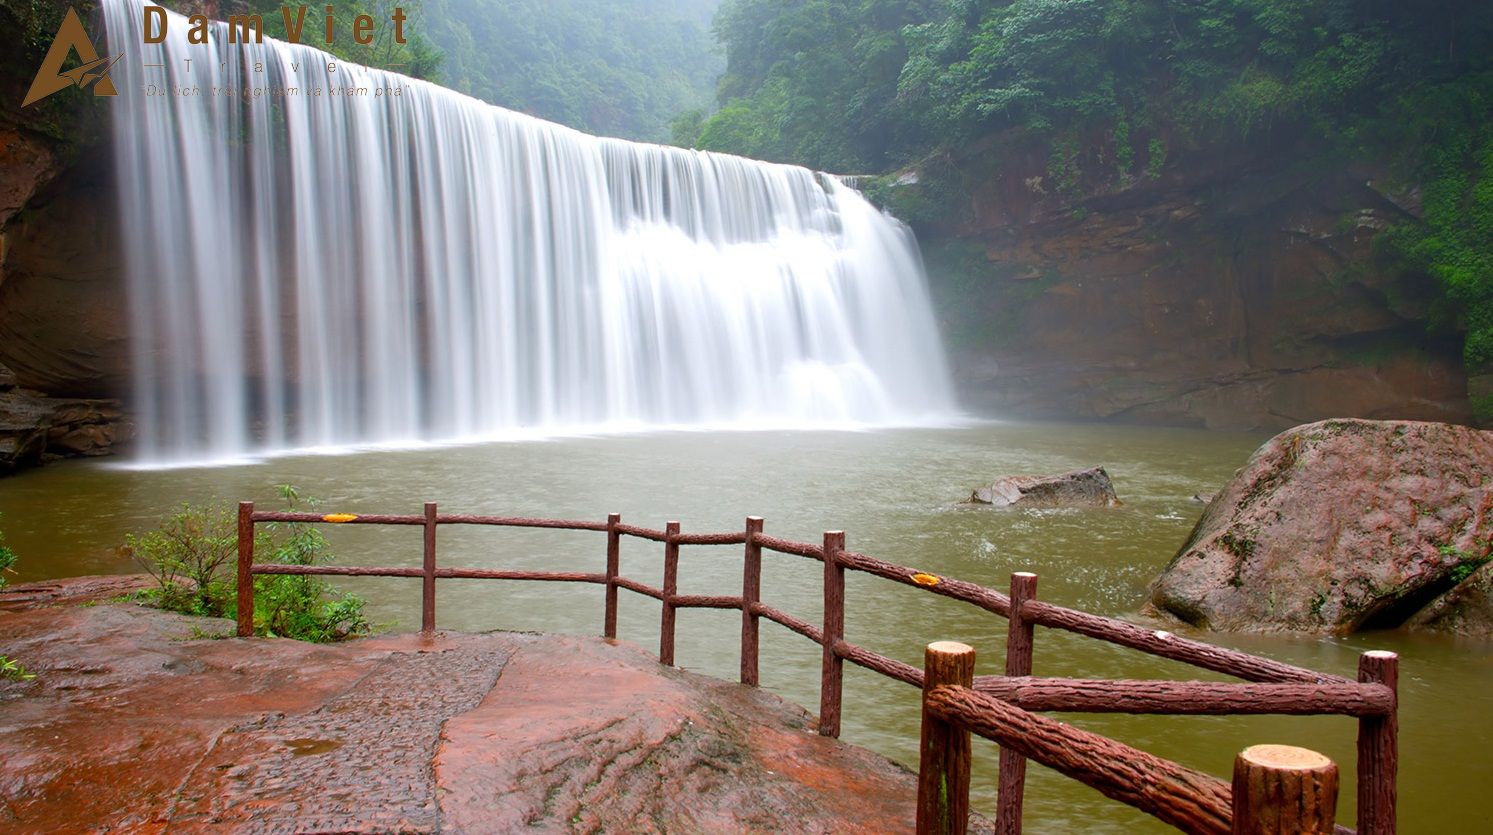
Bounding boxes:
894 127 1473 430
0 1 132 470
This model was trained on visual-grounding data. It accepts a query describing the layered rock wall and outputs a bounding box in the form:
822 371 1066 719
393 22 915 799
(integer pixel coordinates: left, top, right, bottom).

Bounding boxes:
903 128 1473 430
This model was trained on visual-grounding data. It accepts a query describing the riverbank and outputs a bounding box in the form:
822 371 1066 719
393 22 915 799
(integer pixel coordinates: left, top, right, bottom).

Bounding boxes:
0 575 947 832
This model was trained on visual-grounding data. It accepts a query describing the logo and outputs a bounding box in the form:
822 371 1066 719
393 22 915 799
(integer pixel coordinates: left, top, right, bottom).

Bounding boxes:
22 8 121 108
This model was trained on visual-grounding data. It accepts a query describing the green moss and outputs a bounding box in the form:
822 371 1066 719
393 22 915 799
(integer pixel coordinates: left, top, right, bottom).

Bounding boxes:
1309 591 1328 621
1145 138 1166 180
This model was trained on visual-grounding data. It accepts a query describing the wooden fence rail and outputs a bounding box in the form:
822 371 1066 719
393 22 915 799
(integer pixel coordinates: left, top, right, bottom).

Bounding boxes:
233 501 1397 834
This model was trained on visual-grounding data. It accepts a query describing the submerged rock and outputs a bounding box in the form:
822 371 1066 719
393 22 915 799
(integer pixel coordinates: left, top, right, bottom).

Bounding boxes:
1148 419 1493 635
966 465 1121 508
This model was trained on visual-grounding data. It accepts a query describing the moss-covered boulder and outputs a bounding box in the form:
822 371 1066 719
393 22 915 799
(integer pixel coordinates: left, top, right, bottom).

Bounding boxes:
1148 419 1493 635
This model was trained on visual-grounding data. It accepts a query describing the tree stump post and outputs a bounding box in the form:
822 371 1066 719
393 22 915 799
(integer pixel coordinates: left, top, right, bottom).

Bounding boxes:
740 516 764 686
917 641 975 835
819 530 846 737
996 571 1038 835
659 521 680 665
1231 744 1338 834
603 512 621 639
1357 650 1398 835
236 501 254 637
421 502 438 633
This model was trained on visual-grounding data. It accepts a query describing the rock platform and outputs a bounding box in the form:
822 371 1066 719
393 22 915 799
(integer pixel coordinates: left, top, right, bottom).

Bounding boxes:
0 576 940 832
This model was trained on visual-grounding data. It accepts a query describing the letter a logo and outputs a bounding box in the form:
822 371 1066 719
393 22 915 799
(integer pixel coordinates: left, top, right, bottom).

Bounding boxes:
23 8 121 107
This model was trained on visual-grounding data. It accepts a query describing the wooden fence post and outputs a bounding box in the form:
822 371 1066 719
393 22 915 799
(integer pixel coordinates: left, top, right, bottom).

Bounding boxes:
917 640 975 835
996 571 1038 835
421 502 438 633
1356 651 1398 835
236 501 254 637
740 516 764 686
660 521 680 665
819 530 846 737
604 512 621 639
1231 744 1338 834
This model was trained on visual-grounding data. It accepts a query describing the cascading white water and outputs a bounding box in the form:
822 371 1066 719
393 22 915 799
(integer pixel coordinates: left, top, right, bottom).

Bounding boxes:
104 0 954 463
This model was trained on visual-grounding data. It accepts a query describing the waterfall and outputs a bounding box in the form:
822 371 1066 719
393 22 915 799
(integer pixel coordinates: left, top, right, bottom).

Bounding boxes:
103 0 954 463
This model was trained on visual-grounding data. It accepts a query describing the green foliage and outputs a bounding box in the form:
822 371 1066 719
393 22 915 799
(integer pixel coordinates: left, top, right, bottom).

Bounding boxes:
422 0 723 143
699 0 1493 389
234 0 443 77
1145 138 1166 180
1378 80 1493 375
0 656 36 682
0 513 16 589
124 503 237 618
694 0 938 170
122 487 369 642
251 485 371 642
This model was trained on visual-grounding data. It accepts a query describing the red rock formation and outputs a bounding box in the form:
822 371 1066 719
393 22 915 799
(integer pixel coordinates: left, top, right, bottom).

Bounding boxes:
914 129 1474 430
0 576 951 832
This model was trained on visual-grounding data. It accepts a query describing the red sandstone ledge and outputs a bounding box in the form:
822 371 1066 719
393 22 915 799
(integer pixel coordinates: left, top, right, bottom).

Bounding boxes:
0 575 970 833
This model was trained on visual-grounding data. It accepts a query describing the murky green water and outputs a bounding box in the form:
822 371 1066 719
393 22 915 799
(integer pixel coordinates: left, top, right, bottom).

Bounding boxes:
1 422 1486 833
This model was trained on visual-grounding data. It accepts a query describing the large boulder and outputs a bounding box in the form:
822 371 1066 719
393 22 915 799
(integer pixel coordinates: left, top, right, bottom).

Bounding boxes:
966 465 1121 508
1149 419 1493 634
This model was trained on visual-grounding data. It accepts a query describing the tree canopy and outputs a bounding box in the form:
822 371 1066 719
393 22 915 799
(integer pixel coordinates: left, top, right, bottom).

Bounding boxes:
423 0 723 143
685 0 1493 412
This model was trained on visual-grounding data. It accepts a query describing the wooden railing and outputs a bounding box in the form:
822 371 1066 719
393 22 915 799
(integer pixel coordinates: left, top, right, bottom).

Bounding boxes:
233 502 1397 834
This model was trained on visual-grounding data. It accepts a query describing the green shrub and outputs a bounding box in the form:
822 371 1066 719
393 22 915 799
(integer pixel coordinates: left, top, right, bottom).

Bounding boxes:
123 486 369 642
251 485 370 643
123 503 237 617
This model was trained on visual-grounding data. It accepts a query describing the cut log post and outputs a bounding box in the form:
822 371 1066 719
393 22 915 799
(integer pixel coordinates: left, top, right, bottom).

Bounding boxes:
740 516 763 686
819 530 846 737
1231 744 1338 835
603 512 621 639
917 641 975 835
925 685 1233 835
236 501 254 637
421 502 437 633
659 521 680 665
1356 650 1398 835
996 571 1038 835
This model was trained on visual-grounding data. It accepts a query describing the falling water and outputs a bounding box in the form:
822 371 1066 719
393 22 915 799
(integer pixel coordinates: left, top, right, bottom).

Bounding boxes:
104 0 954 463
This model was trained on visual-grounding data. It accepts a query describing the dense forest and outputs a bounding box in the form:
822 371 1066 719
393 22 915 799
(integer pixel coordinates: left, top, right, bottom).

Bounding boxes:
678 0 1493 420
423 0 723 142
198 0 723 143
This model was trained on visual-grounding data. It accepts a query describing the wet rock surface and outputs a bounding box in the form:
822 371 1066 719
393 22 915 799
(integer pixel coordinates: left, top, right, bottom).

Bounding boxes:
1148 419 1493 634
0 576 932 832
965 465 1121 508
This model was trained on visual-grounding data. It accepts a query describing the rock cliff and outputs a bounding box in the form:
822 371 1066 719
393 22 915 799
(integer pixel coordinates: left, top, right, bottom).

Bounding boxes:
1 1 131 469
892 127 1473 430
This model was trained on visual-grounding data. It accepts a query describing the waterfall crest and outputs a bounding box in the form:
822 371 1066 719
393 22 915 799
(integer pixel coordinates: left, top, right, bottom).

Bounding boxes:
104 0 954 462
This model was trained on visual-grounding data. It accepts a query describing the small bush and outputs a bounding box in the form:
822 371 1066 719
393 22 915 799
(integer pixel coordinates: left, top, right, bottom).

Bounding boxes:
252 485 370 642
123 503 237 617
123 486 369 642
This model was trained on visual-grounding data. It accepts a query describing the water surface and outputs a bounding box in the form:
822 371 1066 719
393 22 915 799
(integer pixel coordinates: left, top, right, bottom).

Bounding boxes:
1 422 1485 833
